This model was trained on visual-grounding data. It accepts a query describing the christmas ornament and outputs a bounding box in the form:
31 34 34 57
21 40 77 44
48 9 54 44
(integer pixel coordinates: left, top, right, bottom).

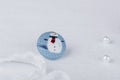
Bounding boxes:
37 31 66 60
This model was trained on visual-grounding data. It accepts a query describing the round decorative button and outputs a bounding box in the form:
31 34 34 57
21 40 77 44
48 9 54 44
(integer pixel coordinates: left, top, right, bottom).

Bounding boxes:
37 31 66 60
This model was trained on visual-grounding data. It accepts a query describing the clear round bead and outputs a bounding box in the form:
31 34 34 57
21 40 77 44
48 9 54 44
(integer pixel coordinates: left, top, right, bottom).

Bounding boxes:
103 55 111 63
103 36 111 44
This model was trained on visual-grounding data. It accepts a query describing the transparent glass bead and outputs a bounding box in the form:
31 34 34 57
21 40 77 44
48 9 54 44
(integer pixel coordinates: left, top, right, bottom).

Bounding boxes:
103 36 111 44
103 55 111 63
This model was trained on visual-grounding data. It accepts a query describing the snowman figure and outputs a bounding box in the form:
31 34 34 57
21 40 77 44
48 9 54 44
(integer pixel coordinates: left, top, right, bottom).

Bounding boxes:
37 31 66 60
47 32 62 53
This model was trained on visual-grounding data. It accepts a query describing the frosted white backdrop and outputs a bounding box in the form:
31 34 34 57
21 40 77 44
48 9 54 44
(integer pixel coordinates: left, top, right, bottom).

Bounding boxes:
0 0 120 80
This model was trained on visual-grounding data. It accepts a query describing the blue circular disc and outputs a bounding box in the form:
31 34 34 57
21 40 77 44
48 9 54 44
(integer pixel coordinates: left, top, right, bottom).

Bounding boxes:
37 31 66 60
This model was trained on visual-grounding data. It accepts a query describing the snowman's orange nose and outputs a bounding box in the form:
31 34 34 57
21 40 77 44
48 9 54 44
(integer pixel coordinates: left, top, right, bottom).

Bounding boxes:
51 37 56 43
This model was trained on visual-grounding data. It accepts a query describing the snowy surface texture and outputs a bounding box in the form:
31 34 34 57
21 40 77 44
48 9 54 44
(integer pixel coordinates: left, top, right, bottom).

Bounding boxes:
0 0 120 80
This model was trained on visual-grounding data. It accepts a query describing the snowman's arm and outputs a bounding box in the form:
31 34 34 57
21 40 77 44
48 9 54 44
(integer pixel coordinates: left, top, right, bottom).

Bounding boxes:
37 45 48 50
61 40 64 42
44 39 48 41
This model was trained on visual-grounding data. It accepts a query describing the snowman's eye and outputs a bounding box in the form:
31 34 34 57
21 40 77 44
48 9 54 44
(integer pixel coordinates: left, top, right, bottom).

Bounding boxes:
44 39 48 41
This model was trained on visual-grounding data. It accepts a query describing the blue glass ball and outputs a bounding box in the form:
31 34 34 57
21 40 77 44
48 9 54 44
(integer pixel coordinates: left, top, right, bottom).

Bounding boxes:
37 31 66 60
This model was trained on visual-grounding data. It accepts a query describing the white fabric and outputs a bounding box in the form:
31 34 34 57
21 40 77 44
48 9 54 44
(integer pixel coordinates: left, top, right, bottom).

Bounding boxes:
0 52 70 80
42 71 70 80
0 52 46 80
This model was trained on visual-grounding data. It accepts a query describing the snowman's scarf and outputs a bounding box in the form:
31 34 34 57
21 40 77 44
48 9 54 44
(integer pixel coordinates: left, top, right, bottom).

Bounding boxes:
51 37 56 44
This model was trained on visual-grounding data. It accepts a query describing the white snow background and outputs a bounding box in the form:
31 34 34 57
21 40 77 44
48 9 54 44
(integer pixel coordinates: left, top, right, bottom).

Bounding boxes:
0 0 120 80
